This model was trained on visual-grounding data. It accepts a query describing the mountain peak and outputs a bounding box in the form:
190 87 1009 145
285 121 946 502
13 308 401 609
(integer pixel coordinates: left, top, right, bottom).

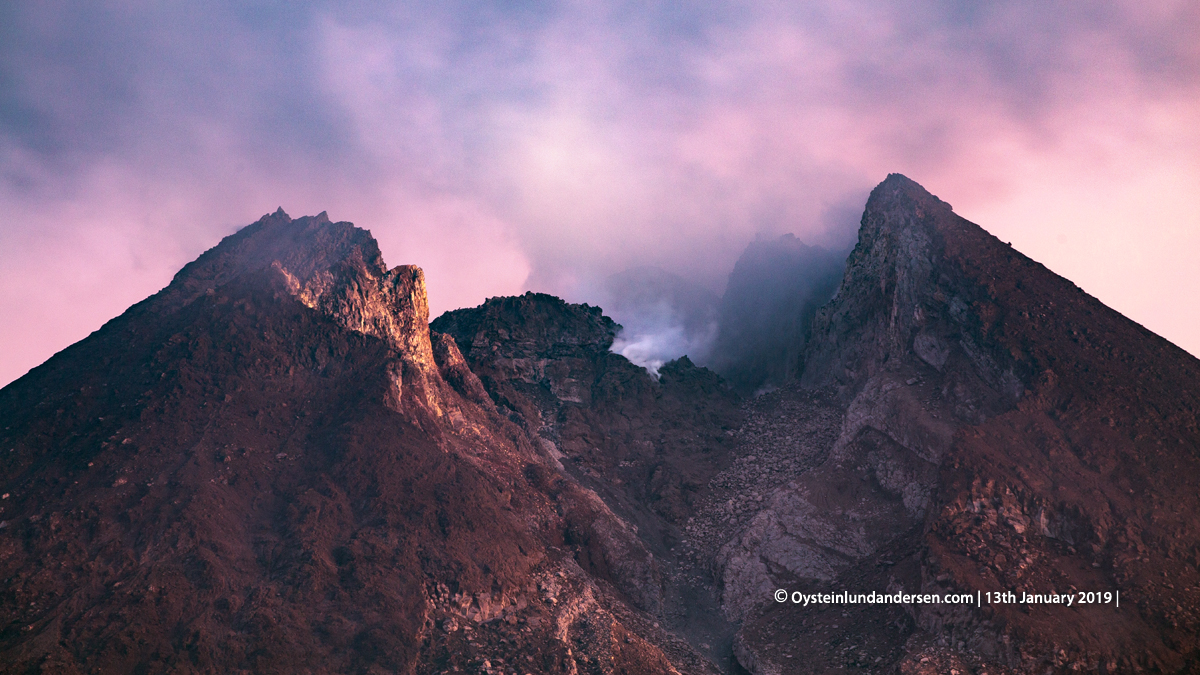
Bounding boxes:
5 183 1199 673
875 172 952 209
728 173 1200 672
162 211 385 311
857 173 955 244
150 212 463 416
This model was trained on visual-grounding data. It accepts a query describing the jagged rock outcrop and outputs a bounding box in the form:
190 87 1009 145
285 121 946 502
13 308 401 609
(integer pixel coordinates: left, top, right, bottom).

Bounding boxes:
5 177 1197 674
433 293 740 526
719 176 987 621
430 330 494 407
0 211 703 674
434 293 747 669
431 293 620 431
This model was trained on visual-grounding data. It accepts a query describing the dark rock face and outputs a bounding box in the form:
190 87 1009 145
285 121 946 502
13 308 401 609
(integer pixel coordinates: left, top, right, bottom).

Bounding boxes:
0 212 702 674
802 175 1024 416
4 174 1198 675
731 174 1200 674
707 234 844 394
434 293 748 670
430 292 621 431
433 293 741 528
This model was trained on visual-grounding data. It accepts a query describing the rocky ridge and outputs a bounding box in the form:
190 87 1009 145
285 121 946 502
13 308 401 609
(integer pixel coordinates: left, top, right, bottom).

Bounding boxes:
428 175 1200 674
3 173 1198 674
0 211 706 674
726 174 1200 673
432 293 745 670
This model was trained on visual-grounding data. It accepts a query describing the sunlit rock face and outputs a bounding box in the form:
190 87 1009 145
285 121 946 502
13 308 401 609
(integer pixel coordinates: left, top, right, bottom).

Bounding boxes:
164 209 457 416
0 211 699 675
4 174 1199 675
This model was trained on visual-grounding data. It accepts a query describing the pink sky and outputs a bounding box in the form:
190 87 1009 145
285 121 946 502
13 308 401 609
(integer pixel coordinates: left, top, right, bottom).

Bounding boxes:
2 0 1198 386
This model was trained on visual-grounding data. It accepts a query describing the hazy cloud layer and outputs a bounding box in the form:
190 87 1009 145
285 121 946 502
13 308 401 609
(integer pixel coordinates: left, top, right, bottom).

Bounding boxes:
2 0 1199 385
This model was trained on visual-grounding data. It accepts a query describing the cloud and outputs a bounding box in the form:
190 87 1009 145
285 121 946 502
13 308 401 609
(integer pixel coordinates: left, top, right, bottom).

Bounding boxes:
1 0 1198 385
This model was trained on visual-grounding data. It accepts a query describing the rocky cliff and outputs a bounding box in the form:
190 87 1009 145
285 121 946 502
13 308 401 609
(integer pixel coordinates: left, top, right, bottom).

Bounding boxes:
0 211 709 674
432 293 741 528
727 174 1200 673
433 293 748 669
3 176 1197 674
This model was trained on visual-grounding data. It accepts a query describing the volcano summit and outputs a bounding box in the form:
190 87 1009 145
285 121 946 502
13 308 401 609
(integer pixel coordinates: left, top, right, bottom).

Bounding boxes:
1 175 1198 674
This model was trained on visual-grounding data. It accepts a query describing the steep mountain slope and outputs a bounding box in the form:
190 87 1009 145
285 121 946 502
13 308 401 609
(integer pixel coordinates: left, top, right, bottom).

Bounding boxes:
432 294 746 669
728 174 1200 673
0 211 706 674
432 293 740 527
4 174 1197 674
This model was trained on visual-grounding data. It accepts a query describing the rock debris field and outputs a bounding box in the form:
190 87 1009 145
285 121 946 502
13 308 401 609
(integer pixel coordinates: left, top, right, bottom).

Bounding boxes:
652 382 844 670
680 384 842 563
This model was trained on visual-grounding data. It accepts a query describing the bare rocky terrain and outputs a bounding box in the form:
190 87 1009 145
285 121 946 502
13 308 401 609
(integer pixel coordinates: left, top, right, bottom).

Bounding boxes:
720 175 1200 673
0 211 708 674
433 175 1200 673
2 175 1198 673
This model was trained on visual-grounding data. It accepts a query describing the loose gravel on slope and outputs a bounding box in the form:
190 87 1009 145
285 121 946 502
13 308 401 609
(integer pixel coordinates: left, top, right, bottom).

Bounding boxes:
651 383 844 671
680 384 842 562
